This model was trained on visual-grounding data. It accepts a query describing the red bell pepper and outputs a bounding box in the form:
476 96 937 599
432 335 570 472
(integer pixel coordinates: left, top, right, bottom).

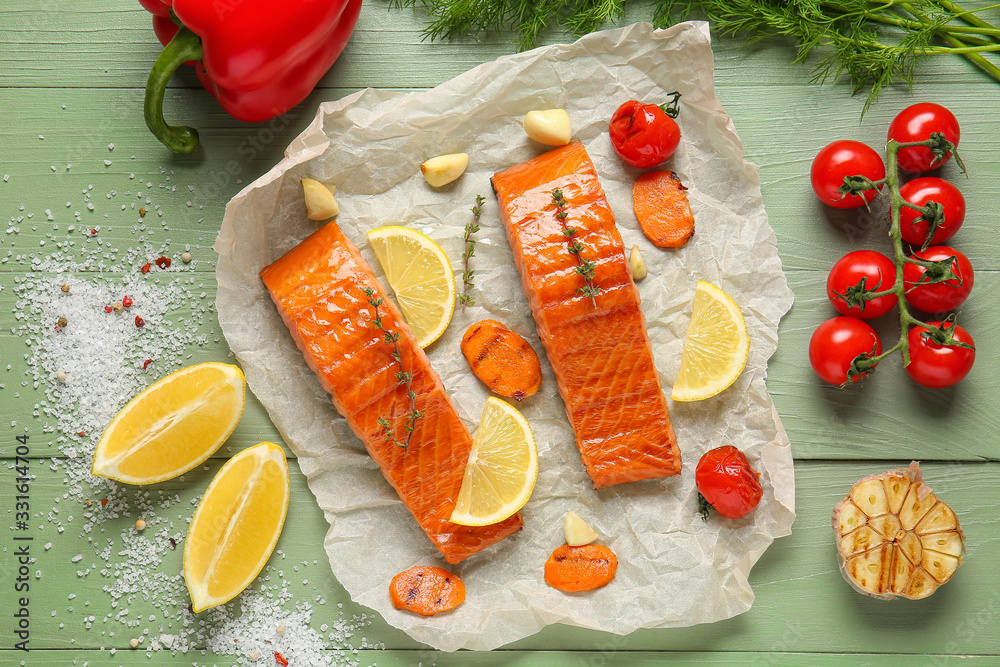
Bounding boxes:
140 0 362 154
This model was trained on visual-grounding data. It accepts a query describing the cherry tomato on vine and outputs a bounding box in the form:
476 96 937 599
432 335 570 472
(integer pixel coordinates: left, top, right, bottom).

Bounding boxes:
609 99 681 169
811 140 885 209
695 445 762 520
826 250 898 319
888 103 960 173
905 321 975 388
809 316 882 385
898 177 965 248
902 245 974 313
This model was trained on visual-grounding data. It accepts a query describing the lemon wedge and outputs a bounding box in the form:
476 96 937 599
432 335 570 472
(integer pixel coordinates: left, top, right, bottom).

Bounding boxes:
450 397 538 526
184 442 289 613
670 281 750 402
366 226 456 348
91 362 246 484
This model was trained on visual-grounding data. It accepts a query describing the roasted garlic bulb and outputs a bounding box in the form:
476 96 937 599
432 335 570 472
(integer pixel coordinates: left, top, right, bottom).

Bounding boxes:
832 462 965 600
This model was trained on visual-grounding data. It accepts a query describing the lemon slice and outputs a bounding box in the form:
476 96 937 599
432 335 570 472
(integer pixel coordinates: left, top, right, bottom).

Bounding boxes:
366 226 456 348
450 397 538 526
91 362 246 484
184 442 289 613
670 281 750 402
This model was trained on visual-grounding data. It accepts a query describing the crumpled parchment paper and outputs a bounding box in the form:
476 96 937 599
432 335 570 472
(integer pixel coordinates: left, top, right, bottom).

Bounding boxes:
214 21 795 652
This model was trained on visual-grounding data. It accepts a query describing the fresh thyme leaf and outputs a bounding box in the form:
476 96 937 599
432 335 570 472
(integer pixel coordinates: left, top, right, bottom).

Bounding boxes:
390 0 1000 110
552 189 602 308
362 286 421 449
460 194 484 309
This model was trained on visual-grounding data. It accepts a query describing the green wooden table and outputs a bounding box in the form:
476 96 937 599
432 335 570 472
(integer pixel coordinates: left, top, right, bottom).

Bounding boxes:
3 1 999 664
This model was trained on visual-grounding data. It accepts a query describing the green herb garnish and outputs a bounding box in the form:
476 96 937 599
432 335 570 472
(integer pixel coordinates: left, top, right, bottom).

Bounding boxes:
459 195 484 309
361 286 423 450
552 189 602 308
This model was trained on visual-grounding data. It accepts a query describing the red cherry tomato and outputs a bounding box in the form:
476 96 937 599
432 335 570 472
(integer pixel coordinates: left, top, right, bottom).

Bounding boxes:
902 245 974 313
695 445 762 520
898 177 965 248
888 103 960 173
609 100 681 169
905 321 975 388
810 140 885 209
809 317 882 385
826 250 898 319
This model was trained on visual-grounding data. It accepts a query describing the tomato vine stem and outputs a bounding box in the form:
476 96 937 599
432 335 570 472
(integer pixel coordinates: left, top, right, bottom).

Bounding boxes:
850 135 966 375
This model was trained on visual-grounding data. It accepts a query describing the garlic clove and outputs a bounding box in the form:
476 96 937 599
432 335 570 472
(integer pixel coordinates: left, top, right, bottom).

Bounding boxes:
301 178 339 220
421 153 469 187
523 109 572 146
564 510 599 546
628 245 647 281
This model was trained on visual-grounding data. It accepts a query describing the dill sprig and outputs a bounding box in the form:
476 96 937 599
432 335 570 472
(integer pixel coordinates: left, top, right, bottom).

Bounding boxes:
361 286 423 450
459 195 484 309
389 0 1000 110
552 189 602 307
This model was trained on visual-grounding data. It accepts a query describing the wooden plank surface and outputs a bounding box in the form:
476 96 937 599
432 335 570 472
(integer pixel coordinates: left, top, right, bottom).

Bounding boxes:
3 0 999 663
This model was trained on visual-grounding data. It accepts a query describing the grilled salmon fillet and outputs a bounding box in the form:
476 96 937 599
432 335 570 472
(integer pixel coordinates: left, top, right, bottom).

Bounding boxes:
492 141 681 488
260 221 522 563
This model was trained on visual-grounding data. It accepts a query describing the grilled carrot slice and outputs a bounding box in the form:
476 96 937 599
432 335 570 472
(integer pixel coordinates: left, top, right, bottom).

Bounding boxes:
632 170 695 248
544 543 618 592
389 566 465 616
461 320 542 401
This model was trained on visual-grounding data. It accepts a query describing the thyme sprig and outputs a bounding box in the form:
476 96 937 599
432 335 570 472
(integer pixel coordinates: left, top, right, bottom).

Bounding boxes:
361 286 423 450
834 134 975 382
459 195 484 309
552 189 602 308
389 0 1000 110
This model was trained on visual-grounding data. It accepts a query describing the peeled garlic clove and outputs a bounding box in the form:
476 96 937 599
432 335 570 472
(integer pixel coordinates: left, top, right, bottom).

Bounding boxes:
421 153 469 188
523 109 572 146
301 178 339 220
832 461 965 600
629 245 647 281
564 510 599 546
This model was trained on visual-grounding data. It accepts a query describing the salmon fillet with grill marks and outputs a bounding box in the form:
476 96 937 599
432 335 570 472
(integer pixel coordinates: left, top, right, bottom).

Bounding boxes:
261 221 522 563
492 141 681 488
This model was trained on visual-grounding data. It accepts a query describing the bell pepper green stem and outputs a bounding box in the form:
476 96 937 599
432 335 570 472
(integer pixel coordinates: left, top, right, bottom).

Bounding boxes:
145 26 203 155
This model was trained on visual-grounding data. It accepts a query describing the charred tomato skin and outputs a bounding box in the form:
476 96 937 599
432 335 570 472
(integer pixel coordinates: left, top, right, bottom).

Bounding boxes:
811 140 885 209
809 316 882 385
898 177 965 247
902 245 974 314
609 100 681 168
826 250 898 319
888 103 960 173
905 321 975 388
696 445 763 519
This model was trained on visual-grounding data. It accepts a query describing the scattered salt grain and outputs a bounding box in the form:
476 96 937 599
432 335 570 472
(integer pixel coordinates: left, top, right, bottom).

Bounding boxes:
104 160 112 167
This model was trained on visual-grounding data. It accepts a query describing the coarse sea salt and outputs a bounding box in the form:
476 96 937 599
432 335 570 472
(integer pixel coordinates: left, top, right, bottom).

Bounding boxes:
9 181 367 664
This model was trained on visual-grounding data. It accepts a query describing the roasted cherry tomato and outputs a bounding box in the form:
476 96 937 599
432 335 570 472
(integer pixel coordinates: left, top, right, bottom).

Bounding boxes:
888 103 960 173
811 140 885 209
826 250 898 319
609 99 681 168
905 321 975 388
695 445 762 520
809 316 882 385
902 245 974 314
898 177 965 248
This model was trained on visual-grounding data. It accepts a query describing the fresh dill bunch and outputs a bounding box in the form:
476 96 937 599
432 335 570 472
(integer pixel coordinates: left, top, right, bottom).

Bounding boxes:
390 0 1000 110
459 194 484 309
